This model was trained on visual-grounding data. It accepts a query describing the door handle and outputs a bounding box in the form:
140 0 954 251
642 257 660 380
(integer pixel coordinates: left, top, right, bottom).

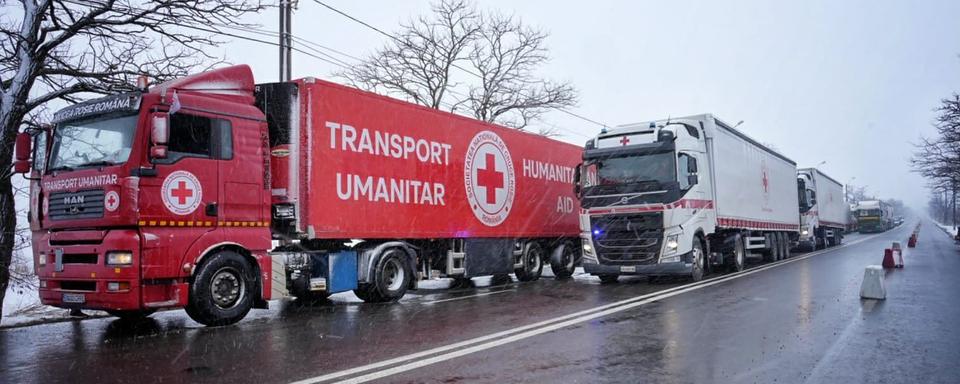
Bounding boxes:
205 203 218 217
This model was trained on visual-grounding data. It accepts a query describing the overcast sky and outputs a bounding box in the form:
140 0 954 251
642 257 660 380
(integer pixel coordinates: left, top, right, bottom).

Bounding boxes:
218 0 960 210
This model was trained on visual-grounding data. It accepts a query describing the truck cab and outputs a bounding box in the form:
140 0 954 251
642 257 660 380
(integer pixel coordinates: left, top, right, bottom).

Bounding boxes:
576 118 712 280
16 66 273 325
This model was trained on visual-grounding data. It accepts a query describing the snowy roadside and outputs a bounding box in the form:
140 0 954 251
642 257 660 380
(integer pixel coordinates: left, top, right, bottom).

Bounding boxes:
2 286 109 329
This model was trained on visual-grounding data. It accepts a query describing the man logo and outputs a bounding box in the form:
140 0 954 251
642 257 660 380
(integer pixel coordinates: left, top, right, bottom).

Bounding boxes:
464 131 516 227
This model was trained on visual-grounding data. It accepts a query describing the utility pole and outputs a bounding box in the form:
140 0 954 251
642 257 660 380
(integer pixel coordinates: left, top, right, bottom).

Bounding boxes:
279 1 296 81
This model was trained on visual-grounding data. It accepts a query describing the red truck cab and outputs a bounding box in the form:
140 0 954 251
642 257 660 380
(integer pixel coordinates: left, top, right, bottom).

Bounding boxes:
21 66 272 325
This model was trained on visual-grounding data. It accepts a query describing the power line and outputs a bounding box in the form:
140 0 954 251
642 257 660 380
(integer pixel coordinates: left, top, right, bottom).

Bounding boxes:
310 0 607 131
60 0 593 139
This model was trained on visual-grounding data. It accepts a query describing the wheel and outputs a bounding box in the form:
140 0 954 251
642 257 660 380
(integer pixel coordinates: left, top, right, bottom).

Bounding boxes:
731 234 746 272
769 233 781 261
598 275 619 284
691 238 705 282
780 232 791 259
514 242 544 282
354 248 411 303
490 273 513 286
107 309 156 321
550 242 577 279
835 233 843 245
185 250 256 326
763 233 776 262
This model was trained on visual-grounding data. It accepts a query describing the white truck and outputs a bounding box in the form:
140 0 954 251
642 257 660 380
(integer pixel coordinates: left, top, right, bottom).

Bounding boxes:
796 168 848 250
574 114 800 282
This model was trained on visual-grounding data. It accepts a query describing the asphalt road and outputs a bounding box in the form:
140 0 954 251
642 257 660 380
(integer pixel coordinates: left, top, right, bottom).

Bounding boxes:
2 220 958 384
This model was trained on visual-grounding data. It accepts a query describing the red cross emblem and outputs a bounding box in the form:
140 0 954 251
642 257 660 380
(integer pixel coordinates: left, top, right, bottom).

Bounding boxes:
171 181 194 205
161 171 202 215
464 131 516 227
619 136 630 146
104 191 120 212
476 153 504 204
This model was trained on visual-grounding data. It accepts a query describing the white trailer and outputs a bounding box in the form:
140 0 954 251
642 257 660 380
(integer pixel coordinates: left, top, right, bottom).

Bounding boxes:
576 114 800 282
797 168 847 250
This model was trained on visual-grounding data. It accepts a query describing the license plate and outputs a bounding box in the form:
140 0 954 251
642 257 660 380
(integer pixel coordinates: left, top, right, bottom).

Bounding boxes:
620 266 636 273
62 293 86 304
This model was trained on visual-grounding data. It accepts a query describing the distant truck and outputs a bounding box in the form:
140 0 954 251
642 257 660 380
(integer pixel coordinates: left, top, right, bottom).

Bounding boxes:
796 168 847 250
856 200 891 233
574 114 800 282
14 65 583 326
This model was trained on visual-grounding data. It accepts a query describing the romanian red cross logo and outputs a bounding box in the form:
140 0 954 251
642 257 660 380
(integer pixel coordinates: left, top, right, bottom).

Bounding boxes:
104 191 120 212
619 136 630 146
464 131 516 227
761 170 769 193
161 171 202 215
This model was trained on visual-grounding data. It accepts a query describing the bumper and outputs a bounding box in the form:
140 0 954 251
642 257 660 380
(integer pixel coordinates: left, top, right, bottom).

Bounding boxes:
583 260 692 276
36 229 152 311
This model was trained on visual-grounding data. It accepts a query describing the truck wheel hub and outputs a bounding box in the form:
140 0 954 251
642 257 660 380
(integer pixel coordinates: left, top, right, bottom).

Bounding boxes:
211 267 245 309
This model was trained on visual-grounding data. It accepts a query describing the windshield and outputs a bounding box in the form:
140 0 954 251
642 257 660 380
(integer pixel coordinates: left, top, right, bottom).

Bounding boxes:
858 209 881 217
48 114 138 171
589 152 676 186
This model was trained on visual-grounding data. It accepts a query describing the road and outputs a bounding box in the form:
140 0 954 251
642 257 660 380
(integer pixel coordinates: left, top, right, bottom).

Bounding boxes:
2 219 958 384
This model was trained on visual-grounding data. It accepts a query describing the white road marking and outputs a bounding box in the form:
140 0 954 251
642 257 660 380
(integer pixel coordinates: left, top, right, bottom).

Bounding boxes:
419 289 517 304
291 233 883 384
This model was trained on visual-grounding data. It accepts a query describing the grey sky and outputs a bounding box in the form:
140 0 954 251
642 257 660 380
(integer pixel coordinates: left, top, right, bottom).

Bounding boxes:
219 0 960 209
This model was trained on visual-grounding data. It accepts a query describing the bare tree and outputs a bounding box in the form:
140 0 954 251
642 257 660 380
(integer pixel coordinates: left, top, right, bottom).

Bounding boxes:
339 0 480 110
337 0 577 129
464 12 576 129
0 0 265 319
912 93 960 224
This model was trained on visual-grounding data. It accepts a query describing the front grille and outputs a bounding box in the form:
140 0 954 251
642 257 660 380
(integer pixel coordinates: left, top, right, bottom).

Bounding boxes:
591 213 664 264
48 189 104 220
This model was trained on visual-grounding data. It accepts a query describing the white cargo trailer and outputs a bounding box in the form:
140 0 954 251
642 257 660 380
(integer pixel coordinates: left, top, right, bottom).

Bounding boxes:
797 168 848 250
575 113 800 282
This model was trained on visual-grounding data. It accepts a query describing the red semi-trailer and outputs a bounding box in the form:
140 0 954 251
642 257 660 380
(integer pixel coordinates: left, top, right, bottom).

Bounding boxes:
14 65 582 325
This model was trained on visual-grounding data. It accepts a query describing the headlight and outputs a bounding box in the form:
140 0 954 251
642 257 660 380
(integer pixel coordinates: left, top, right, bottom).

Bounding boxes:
801 229 809 235
665 234 680 253
582 243 594 255
106 251 134 265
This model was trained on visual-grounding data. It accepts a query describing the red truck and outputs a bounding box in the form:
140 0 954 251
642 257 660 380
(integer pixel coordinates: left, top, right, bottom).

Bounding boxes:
13 65 582 326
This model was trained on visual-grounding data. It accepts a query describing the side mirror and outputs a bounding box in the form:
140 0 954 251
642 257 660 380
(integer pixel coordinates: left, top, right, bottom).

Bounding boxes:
573 164 582 198
150 113 169 159
687 174 699 186
13 132 32 174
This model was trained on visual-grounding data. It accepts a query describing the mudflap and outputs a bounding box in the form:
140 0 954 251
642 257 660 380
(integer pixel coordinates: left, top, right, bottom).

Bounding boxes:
464 239 514 277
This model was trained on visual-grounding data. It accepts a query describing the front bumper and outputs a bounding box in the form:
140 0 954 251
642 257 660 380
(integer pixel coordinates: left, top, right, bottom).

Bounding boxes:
583 260 692 276
36 229 145 311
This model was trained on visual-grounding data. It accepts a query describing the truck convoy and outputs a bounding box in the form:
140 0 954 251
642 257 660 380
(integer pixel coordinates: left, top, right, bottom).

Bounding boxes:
13 65 583 326
796 168 847 250
855 200 892 233
575 114 802 282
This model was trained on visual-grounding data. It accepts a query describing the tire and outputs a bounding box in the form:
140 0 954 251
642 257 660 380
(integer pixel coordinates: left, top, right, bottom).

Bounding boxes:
515 242 544 282
598 275 619 284
550 242 577 279
763 233 777 262
691 239 705 282
107 309 156 321
185 250 256 326
769 233 781 261
780 232 792 259
731 234 746 272
354 248 411 303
